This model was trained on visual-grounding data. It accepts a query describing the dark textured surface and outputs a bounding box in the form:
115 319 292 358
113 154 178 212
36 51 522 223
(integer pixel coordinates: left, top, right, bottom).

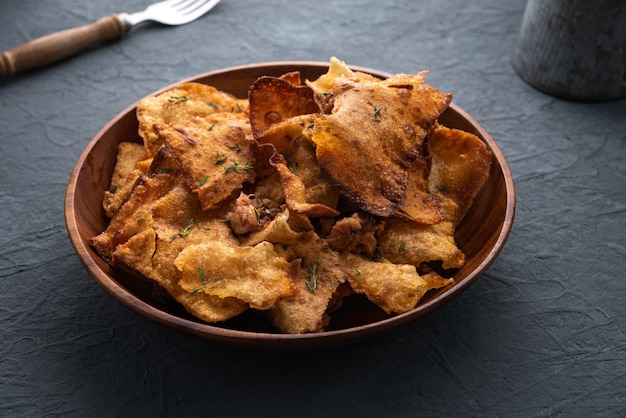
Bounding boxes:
1 0 625 416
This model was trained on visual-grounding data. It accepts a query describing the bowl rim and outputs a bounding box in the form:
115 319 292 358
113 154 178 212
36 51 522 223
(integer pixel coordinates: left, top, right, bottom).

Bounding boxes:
65 61 516 350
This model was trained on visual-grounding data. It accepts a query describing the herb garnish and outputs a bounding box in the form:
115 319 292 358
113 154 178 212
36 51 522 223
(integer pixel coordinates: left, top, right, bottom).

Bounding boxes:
191 266 225 294
109 185 118 194
372 105 382 120
197 175 210 186
224 161 253 173
168 95 189 104
305 264 318 294
370 247 384 261
215 152 229 165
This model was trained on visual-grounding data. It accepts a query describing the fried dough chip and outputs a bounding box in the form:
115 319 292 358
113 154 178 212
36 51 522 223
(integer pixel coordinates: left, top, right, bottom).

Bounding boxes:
394 154 444 225
249 76 320 145
378 198 465 270
305 57 381 100
92 158 249 323
244 210 349 333
269 147 340 218
91 171 180 263
309 71 451 217
102 142 147 218
110 177 248 322
175 241 296 310
137 82 247 157
340 252 454 314
154 113 256 210
428 123 492 224
340 253 441 314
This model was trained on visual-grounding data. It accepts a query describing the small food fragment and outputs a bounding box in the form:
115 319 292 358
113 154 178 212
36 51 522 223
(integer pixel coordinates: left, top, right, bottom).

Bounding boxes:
102 142 147 218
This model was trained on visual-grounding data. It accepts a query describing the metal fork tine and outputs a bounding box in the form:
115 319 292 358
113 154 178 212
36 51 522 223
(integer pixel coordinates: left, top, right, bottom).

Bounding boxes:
178 0 217 15
173 0 204 12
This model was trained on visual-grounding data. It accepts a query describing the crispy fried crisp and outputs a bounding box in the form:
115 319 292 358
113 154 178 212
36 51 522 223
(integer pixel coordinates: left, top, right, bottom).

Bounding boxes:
102 142 147 218
378 197 465 270
97 170 248 322
339 253 429 314
249 76 320 146
395 155 444 225
428 123 492 224
175 241 296 310
340 253 454 314
309 70 451 217
243 210 349 333
90 171 181 263
153 113 256 210
269 147 340 218
137 82 247 157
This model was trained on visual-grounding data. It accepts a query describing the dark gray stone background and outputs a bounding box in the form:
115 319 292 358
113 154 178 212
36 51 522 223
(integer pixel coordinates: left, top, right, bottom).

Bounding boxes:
1 0 625 416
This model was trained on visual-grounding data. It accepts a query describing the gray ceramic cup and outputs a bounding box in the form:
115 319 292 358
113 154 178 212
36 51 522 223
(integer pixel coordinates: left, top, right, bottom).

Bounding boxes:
513 0 626 101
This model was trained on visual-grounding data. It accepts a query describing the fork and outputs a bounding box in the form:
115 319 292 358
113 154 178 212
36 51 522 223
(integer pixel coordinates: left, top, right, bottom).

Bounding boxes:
0 0 221 78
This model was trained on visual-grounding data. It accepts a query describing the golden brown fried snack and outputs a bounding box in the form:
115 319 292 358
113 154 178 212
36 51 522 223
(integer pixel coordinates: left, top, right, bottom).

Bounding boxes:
309 72 451 217
340 253 452 314
102 142 147 218
378 197 465 270
249 76 320 146
428 123 492 224
113 177 248 322
269 149 340 218
175 241 297 310
153 113 256 210
243 210 349 333
137 82 247 157
394 152 444 225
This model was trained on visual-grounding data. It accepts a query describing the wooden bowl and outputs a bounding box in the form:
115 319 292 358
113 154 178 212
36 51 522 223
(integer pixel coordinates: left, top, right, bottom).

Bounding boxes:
65 62 515 350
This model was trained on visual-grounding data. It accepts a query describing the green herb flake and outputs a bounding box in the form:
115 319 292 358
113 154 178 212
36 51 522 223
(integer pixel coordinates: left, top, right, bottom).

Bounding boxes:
372 105 382 120
197 175 210 186
168 95 189 104
370 247 384 261
109 185 118 194
207 124 215 131
215 152 229 165
158 167 174 174
398 243 406 251
207 102 219 110
224 161 253 173
305 264 318 294
179 219 194 237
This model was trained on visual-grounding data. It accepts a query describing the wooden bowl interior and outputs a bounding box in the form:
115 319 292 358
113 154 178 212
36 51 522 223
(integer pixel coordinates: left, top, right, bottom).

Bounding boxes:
65 62 515 350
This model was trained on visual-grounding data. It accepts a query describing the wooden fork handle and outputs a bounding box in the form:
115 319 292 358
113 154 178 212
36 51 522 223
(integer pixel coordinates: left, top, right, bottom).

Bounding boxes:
0 14 126 78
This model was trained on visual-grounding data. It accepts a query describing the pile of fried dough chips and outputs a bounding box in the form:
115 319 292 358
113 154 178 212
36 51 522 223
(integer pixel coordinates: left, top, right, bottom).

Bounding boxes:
91 57 492 334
